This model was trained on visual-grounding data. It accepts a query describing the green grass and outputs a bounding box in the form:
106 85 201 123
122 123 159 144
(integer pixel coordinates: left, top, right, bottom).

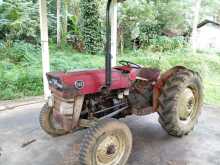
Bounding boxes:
0 43 220 106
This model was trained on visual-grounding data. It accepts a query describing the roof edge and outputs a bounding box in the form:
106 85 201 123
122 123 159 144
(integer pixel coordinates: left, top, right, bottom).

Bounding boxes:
197 19 220 28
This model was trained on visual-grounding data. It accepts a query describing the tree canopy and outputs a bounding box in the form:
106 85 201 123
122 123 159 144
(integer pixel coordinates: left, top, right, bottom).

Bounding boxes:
0 0 219 52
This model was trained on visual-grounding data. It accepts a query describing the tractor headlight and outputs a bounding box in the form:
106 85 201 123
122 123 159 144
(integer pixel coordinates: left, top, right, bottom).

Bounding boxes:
49 78 63 90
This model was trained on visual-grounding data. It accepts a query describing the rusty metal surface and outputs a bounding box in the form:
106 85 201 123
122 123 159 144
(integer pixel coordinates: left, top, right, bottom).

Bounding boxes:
129 78 154 115
52 95 84 132
72 95 84 128
52 96 74 131
53 110 73 131
137 68 160 82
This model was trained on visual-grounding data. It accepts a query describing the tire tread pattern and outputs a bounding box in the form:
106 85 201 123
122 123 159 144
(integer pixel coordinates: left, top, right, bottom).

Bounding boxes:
39 104 68 137
79 118 132 165
158 69 203 137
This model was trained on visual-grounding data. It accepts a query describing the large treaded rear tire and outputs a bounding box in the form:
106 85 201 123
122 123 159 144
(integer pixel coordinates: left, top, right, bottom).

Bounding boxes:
158 69 203 137
79 118 132 165
39 103 68 137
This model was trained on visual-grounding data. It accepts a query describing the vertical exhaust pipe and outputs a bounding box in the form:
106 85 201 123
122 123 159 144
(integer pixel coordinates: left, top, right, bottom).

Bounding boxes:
105 0 112 87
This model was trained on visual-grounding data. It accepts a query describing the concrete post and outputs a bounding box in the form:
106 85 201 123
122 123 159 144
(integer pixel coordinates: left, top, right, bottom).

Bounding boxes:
110 0 117 67
39 0 51 99
191 0 202 53
57 0 61 48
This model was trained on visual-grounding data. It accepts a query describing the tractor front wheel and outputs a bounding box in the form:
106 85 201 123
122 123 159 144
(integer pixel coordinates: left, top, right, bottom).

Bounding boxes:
158 68 203 137
79 119 132 165
39 104 68 136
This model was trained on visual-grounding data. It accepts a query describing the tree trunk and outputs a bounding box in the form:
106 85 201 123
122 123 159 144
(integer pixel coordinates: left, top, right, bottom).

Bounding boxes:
63 7 68 37
57 0 61 48
191 0 202 53
62 0 69 41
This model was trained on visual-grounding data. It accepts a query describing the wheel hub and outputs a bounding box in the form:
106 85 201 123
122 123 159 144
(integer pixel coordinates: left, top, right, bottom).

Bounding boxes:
178 88 196 122
106 144 116 155
96 134 125 165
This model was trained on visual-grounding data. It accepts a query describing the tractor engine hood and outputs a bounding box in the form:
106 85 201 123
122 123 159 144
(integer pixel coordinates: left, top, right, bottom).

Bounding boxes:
47 68 137 98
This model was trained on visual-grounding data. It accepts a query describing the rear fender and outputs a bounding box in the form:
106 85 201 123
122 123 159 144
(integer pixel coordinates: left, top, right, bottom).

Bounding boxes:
152 66 188 112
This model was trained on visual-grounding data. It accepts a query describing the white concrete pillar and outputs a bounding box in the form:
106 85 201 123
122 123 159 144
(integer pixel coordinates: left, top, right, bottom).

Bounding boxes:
191 0 202 53
57 0 61 48
39 0 51 99
110 0 117 67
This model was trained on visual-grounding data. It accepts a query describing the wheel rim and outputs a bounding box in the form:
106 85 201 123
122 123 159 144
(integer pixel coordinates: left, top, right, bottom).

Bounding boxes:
95 132 126 165
178 87 197 124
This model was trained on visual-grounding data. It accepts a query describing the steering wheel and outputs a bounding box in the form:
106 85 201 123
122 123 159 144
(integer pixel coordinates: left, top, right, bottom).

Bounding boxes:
119 60 141 69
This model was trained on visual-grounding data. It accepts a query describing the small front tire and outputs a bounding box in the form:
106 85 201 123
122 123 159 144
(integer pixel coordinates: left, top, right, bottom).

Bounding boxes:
79 118 133 165
39 103 68 136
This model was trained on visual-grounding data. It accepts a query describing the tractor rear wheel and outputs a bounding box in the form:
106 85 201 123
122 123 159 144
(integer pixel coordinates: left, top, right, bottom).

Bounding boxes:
39 103 68 136
158 69 203 137
79 119 132 165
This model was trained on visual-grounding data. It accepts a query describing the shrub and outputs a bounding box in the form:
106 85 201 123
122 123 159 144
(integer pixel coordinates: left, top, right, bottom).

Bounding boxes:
0 41 40 63
139 23 162 47
149 36 187 52
0 0 39 43
0 41 42 99
0 62 43 99
67 16 84 52
79 0 103 54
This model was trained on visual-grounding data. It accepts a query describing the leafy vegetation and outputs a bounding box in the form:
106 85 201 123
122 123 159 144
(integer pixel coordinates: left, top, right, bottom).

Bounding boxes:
0 0 39 44
149 36 187 52
0 42 220 106
119 0 190 48
0 0 220 106
79 0 103 54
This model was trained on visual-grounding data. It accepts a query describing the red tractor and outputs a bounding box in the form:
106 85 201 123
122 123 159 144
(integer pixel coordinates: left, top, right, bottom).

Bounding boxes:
39 0 203 164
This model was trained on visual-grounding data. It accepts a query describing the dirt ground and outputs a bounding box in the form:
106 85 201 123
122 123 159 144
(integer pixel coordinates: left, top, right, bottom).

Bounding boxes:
0 101 220 165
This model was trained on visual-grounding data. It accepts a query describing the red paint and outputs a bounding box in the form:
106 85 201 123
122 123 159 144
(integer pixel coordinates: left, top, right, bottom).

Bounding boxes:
47 66 138 97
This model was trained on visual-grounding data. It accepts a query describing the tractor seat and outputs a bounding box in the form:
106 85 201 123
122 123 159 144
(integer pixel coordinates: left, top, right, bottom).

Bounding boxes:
137 68 160 82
